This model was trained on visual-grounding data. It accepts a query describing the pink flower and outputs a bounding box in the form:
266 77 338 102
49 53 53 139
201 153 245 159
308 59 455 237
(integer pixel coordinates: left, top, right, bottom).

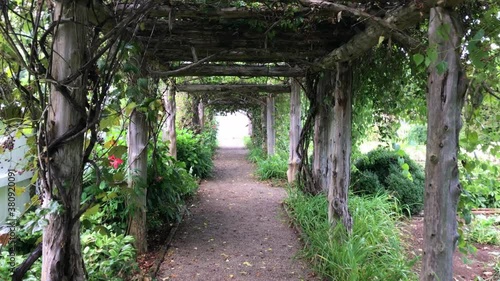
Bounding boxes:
108 155 123 169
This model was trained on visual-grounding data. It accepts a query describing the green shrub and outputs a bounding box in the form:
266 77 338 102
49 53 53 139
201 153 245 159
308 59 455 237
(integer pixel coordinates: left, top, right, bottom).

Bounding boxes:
147 142 198 232
351 147 425 215
1 230 138 281
176 128 214 178
0 250 41 281
461 159 500 209
81 231 139 280
285 190 417 281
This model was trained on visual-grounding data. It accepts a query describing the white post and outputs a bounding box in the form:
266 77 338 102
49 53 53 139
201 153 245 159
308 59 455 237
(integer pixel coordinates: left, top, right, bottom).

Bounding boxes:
266 93 276 156
287 79 302 183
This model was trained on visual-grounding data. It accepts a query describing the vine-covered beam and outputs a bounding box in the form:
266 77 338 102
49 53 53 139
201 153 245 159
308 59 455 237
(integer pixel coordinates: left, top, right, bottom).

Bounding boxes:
176 84 291 93
150 65 305 77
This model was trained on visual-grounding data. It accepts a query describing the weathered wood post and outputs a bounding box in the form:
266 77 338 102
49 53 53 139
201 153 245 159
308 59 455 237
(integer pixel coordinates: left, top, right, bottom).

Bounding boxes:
266 93 276 156
261 103 267 152
421 6 466 281
287 78 302 183
163 82 177 159
127 105 148 254
126 55 149 254
198 99 205 131
313 71 335 193
42 1 87 279
328 62 353 233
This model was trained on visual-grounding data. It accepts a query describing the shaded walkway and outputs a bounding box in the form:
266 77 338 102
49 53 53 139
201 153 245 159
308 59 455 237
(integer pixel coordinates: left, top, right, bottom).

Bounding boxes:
158 147 316 280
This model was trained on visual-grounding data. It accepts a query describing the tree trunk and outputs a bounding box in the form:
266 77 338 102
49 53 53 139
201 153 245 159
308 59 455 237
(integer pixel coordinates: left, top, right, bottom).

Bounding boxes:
328 62 353 233
312 71 335 193
266 94 276 156
127 108 148 254
42 1 87 279
421 7 466 281
163 84 177 159
287 78 302 183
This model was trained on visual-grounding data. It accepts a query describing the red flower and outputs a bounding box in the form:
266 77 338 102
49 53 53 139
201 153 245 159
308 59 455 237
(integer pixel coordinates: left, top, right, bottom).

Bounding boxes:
108 155 123 169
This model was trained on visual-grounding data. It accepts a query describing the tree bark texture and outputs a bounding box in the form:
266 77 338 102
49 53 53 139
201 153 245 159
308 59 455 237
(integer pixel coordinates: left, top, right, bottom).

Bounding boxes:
127 108 149 254
312 71 335 194
266 94 276 156
42 1 87 279
163 83 177 159
328 62 353 233
287 78 302 183
421 7 466 281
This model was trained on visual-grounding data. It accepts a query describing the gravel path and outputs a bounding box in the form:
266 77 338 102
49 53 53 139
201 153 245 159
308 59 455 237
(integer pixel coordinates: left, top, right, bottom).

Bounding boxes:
158 147 317 281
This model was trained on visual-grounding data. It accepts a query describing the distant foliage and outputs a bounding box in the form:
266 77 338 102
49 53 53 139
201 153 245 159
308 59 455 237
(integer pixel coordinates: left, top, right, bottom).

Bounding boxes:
351 147 425 215
406 125 427 145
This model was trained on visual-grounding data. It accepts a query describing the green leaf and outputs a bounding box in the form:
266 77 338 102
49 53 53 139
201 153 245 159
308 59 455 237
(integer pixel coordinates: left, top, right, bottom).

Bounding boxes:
401 163 410 171
436 61 448 75
413 54 424 66
437 23 451 40
108 145 127 159
137 78 149 90
426 46 438 64
122 62 139 74
81 204 100 219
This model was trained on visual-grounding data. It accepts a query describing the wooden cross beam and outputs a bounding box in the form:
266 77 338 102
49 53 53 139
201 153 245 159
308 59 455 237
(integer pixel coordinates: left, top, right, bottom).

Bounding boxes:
176 84 291 93
150 65 305 77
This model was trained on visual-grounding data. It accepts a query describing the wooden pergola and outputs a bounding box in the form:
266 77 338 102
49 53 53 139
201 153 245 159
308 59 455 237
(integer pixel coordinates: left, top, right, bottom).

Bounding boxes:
29 0 466 279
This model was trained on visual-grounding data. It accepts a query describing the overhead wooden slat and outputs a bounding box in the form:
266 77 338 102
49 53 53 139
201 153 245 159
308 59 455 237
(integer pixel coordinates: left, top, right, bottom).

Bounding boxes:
176 84 291 93
150 65 305 77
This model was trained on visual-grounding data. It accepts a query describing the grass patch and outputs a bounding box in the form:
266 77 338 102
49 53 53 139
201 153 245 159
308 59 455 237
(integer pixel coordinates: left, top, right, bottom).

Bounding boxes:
255 154 288 180
285 189 418 281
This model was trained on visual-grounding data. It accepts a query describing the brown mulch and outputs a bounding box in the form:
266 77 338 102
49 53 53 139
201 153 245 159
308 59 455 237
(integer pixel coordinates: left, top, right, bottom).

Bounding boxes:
401 216 500 281
156 147 318 281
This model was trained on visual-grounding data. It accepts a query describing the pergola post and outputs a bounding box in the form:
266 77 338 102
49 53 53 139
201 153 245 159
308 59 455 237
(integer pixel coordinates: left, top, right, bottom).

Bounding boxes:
266 93 276 156
327 62 353 233
313 71 335 194
287 78 302 183
198 99 205 131
421 7 466 281
163 82 177 159
127 106 148 254
261 103 267 152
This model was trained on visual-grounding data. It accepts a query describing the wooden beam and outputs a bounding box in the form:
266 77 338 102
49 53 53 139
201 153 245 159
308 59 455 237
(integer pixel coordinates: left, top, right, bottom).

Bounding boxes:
149 48 328 63
176 84 291 93
150 65 305 77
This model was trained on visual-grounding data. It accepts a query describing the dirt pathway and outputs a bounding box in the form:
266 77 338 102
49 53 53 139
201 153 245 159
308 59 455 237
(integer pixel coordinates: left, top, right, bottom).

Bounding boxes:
157 147 316 281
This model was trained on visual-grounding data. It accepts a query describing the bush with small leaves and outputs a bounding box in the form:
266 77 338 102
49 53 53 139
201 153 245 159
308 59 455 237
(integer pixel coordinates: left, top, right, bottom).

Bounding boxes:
351 147 425 215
